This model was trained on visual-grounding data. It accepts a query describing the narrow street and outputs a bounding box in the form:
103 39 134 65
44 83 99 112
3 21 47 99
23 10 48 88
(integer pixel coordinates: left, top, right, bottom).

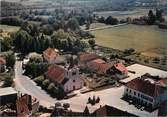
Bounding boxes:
14 61 56 107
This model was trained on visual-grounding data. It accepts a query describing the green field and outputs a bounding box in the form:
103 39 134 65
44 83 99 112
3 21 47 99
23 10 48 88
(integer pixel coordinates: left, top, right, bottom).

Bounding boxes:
0 25 20 32
92 24 167 52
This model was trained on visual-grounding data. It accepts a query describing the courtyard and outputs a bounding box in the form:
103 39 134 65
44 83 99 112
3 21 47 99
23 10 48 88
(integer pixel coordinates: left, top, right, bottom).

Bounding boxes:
61 85 158 117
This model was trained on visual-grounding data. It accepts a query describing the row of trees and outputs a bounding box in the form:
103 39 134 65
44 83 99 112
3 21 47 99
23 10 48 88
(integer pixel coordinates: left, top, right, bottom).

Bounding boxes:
98 16 119 25
24 56 48 78
133 9 165 25
147 9 164 25
0 17 23 26
13 22 90 54
13 30 51 54
33 76 65 99
51 30 89 53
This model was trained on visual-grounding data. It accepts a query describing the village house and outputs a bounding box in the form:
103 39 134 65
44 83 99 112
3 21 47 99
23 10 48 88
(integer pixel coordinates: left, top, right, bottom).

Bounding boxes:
87 59 128 79
87 59 112 74
78 52 99 65
16 94 39 117
51 104 137 117
107 63 128 79
92 105 137 116
45 65 84 93
0 57 6 73
43 48 59 64
123 74 167 109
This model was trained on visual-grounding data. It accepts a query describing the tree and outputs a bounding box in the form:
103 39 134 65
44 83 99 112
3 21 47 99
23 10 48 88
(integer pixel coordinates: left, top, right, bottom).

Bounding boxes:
88 39 96 49
96 96 100 103
55 102 61 107
47 83 59 97
63 103 70 110
21 22 40 36
33 76 45 86
88 97 91 104
57 86 65 99
24 62 48 78
66 18 80 31
123 48 135 55
85 21 90 30
147 10 156 25
98 16 105 23
91 96 96 105
0 37 12 52
42 79 50 89
105 16 119 25
13 30 33 53
41 24 54 35
29 53 43 63
156 9 163 21
3 76 13 87
2 51 16 68
83 106 90 116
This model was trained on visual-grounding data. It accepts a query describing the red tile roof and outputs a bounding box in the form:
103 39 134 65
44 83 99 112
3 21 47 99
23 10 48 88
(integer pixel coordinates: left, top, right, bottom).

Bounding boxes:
88 59 111 73
79 53 99 63
92 59 106 64
46 65 66 84
43 48 58 61
93 105 137 116
126 78 165 98
114 63 128 74
0 57 6 65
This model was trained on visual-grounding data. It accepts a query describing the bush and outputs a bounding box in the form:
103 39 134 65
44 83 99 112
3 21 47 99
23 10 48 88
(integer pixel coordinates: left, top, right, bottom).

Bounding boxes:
1 51 16 68
47 83 58 97
3 76 13 87
63 103 70 110
42 79 50 89
24 62 48 78
123 48 135 55
33 76 45 86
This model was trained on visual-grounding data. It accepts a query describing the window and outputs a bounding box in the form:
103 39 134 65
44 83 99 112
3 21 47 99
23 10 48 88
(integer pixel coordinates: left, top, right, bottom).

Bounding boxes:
126 89 128 92
138 93 140 97
73 86 75 90
134 92 136 95
73 80 75 82
72 72 76 75
129 90 131 93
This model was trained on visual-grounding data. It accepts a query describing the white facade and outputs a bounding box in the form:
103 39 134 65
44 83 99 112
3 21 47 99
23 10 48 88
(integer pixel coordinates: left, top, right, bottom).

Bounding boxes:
63 68 84 93
124 86 167 108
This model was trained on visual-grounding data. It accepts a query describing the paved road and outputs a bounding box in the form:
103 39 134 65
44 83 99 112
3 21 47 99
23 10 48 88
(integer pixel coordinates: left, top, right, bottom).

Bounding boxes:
14 61 56 107
85 23 128 31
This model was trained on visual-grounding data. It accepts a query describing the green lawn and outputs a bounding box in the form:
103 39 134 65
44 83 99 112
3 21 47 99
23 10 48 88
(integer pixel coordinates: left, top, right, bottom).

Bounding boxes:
91 24 167 52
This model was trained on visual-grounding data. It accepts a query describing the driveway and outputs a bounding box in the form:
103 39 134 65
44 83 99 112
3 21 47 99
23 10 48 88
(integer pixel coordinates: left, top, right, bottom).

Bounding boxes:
14 61 56 107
